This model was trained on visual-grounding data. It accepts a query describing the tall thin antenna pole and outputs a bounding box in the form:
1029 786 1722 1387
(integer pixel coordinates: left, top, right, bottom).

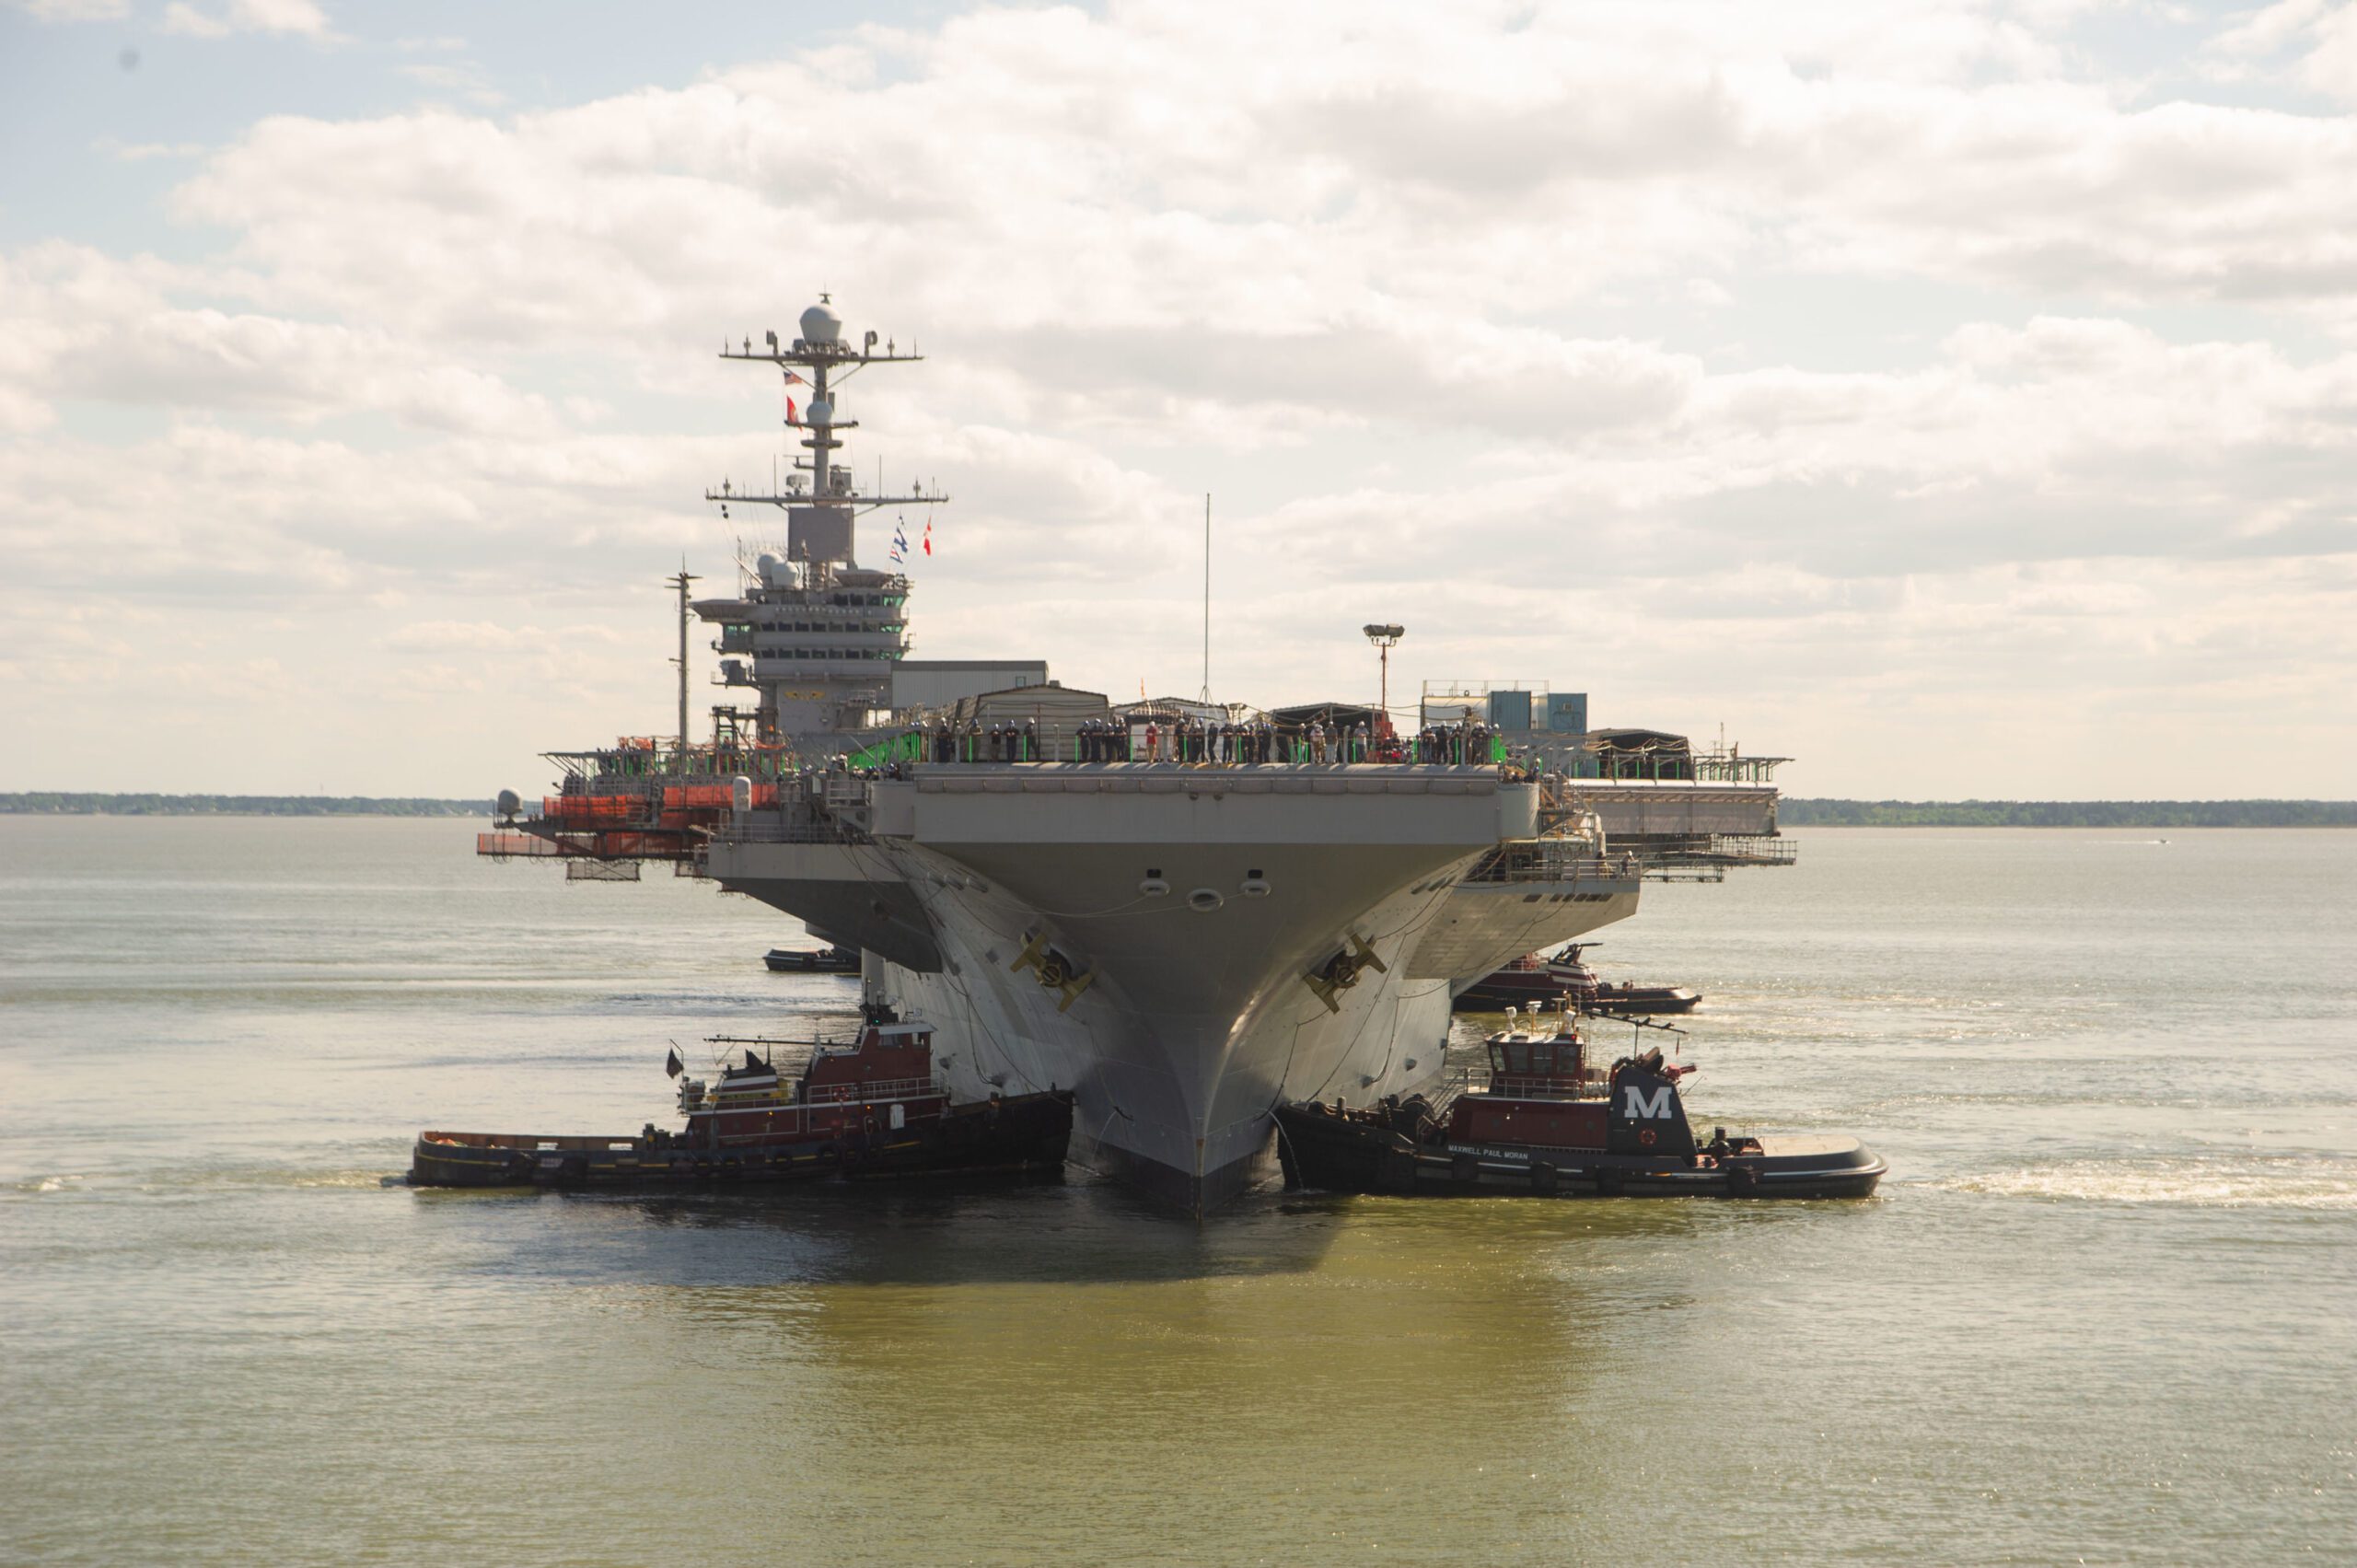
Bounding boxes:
1201 494 1211 703
668 565 700 751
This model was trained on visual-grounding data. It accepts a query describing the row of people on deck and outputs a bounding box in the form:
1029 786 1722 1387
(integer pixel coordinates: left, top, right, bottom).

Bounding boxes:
897 714 1503 766
918 719 1042 763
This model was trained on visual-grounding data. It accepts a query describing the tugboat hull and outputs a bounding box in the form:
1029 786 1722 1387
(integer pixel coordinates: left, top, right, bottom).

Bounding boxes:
763 945 861 974
1587 986 1701 1016
411 1089 1073 1190
1274 1105 1883 1200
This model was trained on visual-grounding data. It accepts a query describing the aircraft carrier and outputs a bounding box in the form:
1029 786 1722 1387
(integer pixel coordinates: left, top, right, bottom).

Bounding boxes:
482 296 1794 1214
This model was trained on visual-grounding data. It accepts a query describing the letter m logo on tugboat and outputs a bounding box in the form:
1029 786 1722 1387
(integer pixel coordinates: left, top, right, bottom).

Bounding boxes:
1620 1084 1678 1120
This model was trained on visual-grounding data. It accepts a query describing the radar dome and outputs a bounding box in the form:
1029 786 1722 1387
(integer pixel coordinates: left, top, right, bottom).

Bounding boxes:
799 299 843 346
806 399 833 426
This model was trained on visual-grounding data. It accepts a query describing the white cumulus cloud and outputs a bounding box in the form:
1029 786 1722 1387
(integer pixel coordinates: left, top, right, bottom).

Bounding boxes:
3 0 2354 795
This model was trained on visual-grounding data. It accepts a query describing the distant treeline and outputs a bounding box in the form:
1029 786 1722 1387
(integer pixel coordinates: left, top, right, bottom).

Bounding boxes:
1781 799 2357 828
1 794 491 817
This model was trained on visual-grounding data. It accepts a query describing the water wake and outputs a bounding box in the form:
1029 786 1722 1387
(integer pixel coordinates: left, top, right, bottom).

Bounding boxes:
1939 1156 2357 1209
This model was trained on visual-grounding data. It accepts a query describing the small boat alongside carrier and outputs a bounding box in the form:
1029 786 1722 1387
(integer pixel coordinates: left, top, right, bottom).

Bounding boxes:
1454 942 1701 1016
763 944 860 974
1275 1010 1882 1200
410 1006 1073 1189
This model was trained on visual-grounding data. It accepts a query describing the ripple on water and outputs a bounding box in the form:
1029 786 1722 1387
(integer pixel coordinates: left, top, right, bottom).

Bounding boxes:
1936 1154 2357 1209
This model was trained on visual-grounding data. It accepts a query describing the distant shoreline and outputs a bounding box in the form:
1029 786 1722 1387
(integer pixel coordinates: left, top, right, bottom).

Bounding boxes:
4 791 2351 828
1779 799 2356 828
1 795 491 818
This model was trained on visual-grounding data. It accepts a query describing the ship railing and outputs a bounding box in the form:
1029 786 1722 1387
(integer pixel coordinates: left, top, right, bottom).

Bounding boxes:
1636 834 1798 873
1705 833 1798 864
1421 1064 1603 1118
1461 845 1625 884
714 819 861 845
805 1075 941 1104
891 752 1517 772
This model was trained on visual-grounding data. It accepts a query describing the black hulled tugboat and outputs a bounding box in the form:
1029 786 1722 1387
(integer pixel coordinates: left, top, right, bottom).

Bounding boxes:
1275 1010 1882 1200
1453 942 1701 1016
410 1005 1072 1189
763 944 861 974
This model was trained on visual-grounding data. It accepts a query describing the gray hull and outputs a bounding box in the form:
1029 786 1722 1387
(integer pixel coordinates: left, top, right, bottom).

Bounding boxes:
709 764 1643 1214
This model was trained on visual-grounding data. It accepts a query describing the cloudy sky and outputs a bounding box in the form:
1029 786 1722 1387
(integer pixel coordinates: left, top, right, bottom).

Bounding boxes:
4 0 2353 798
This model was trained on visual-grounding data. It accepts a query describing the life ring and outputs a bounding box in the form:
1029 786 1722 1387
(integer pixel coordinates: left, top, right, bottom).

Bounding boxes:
1638 1128 1657 1147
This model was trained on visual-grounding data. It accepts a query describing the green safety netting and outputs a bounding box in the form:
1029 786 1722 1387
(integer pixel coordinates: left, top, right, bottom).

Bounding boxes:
848 732 926 770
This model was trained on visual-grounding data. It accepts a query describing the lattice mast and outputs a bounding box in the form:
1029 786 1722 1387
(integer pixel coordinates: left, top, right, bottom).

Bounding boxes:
702 297 950 742
706 296 946 559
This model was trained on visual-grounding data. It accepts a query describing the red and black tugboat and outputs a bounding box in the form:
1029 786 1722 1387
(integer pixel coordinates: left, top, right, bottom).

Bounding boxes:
1274 1010 1882 1200
409 1005 1072 1189
1453 942 1701 1016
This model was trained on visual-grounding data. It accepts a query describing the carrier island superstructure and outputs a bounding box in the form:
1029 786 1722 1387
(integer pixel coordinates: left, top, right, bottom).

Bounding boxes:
481 298 1794 1214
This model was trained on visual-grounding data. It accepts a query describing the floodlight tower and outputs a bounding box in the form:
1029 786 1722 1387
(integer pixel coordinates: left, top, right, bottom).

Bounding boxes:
1363 622 1404 736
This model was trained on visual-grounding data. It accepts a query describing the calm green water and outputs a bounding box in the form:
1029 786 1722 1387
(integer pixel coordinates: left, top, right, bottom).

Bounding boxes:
3 819 2351 1565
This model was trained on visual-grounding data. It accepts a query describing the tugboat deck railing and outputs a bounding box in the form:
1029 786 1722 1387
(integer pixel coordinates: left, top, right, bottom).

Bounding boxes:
804 1075 939 1104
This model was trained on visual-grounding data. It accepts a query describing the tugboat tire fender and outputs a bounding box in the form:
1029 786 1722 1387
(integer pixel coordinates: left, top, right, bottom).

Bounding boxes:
1530 1161 1558 1195
1450 1153 1480 1187
1727 1163 1761 1196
